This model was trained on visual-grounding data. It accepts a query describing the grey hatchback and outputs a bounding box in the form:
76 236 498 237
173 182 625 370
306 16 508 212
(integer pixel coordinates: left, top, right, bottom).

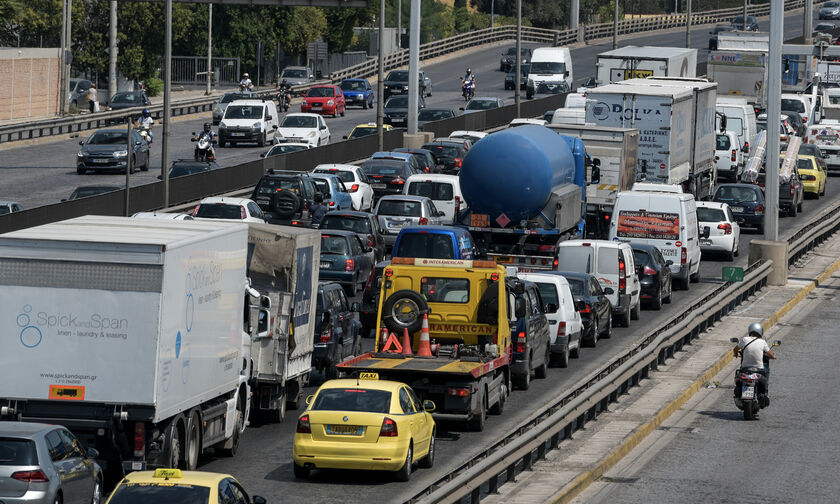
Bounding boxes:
0 422 103 504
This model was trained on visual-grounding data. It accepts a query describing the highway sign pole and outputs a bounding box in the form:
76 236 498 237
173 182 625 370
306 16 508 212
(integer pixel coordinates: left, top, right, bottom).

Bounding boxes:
162 0 172 208
377 0 385 151
515 0 521 117
109 1 117 101
60 0 68 116
612 0 618 49
685 0 691 48
766 0 782 241
804 0 813 44
570 0 579 29
744 0 748 34
207 3 213 95
125 119 132 216
398 0 402 49
407 0 420 134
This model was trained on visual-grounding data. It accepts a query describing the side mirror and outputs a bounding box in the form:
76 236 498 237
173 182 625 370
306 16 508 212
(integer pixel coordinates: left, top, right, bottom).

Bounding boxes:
253 496 267 504
729 337 740 343
436 211 445 217
267 115 273 121
260 152 266 158
573 299 586 311
514 297 526 318
591 159 601 184
545 303 558 314
665 259 674 266
351 302 360 312
157 175 163 180
79 141 85 146
702 226 711 239
423 400 436 412
273 125 278 130
86 447 100 459
305 395 315 405
257 308 270 337
459 107 465 111
320 311 331 330
603 287 615 295
191 131 196 135
61 198 68 202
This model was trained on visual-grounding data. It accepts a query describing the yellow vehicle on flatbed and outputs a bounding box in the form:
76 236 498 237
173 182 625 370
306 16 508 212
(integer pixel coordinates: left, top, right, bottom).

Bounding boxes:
338 257 516 431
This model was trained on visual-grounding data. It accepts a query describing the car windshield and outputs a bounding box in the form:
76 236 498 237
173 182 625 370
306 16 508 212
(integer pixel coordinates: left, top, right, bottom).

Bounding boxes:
385 96 409 108
825 1 839 7
312 388 391 413
224 105 263 120
195 203 243 220
307 87 334 98
312 179 332 195
256 177 299 195
386 71 409 82
565 277 585 296
716 134 732 150
423 144 459 159
796 158 813 170
267 144 309 156
350 126 377 139
321 235 349 255
0 207 10 215
111 93 142 104
535 282 558 307
169 163 209 177
530 62 566 74
466 100 498 110
105 483 211 504
281 116 317 128
418 109 452 121
377 200 422 217
362 161 409 176
715 186 759 202
557 247 593 273
536 82 567 94
0 438 38 465
282 69 308 78
632 249 651 267
407 181 454 201
420 277 470 303
220 93 255 104
395 233 454 259
321 215 371 234
780 99 805 113
697 207 726 222
341 81 366 91
315 169 355 183
88 131 127 144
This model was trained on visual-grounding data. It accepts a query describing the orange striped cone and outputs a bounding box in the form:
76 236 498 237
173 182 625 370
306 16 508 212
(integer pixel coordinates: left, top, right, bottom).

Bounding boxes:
417 314 432 357
400 328 413 356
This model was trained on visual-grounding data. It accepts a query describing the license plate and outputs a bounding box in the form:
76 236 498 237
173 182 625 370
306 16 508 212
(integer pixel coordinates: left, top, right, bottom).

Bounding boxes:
392 118 405 123
327 424 363 435
230 133 245 137
661 248 677 256
371 183 386 189
741 385 755 399
320 261 329 269
92 158 110 163
311 103 321 108
700 239 712 246
730 206 744 212
495 256 514 264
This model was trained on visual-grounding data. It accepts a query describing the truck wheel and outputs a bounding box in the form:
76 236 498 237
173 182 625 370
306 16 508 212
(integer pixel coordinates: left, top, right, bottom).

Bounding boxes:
535 346 549 379
631 302 640 320
266 390 286 423
186 410 201 470
382 289 428 334
490 383 507 415
393 443 413 481
293 463 310 479
418 431 435 468
467 393 487 432
218 399 243 457
166 423 182 469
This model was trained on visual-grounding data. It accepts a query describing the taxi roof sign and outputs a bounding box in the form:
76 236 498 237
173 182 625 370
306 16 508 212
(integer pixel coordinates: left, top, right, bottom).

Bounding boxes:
154 468 183 480
359 372 379 380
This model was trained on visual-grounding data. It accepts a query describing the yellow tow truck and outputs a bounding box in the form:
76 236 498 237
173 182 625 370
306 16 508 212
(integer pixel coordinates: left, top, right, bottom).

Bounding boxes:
338 257 516 431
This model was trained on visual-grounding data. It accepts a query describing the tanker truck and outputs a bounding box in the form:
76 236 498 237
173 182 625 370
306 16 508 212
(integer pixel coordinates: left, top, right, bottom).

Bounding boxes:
456 124 597 270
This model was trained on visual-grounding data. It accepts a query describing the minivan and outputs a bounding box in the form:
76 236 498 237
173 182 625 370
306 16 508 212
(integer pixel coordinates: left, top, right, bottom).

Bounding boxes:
716 96 757 155
556 240 641 327
218 99 280 147
403 174 466 224
392 225 475 260
526 47 573 99
608 183 703 290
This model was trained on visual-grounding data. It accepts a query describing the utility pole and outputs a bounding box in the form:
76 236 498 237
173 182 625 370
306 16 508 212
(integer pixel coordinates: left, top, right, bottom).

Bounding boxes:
570 0 579 30
61 0 72 115
59 0 68 115
206 3 212 95
125 119 132 216
744 0 748 32
398 0 402 49
515 0 522 117
685 0 691 48
407 0 420 134
765 0 782 240
491 0 495 29
377 0 385 151
804 0 814 44
162 0 172 208
109 1 117 101
613 0 619 50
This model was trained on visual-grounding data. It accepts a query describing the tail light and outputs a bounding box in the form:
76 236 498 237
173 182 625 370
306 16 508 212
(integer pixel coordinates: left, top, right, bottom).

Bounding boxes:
366 234 375 248
133 422 145 458
553 257 558 269
418 217 429 225
192 205 199 216
11 470 49 483
643 266 657 275
618 258 626 293
345 259 354 271
447 387 470 397
718 223 732 235
681 247 687 265
379 417 398 437
320 324 332 343
329 201 336 207
578 303 591 314
454 158 463 168
349 184 359 192
297 414 311 434
364 267 375 292
790 185 796 197
731 149 737 162
556 321 566 339
240 206 247 219
455 196 461 214
755 205 764 214
516 331 526 353
744 141 749 152
392 177 405 185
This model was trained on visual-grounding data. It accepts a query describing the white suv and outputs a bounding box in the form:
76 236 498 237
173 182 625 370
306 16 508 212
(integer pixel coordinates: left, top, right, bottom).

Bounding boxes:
517 271 584 368
313 164 374 211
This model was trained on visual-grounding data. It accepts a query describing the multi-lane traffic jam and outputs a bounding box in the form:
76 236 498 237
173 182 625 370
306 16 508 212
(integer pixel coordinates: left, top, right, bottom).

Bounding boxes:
2 14 839 504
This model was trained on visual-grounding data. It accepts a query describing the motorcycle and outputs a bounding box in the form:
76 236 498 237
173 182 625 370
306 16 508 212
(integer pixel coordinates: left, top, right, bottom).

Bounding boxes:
730 338 780 420
276 87 291 112
461 77 475 101
192 131 217 161
136 124 153 147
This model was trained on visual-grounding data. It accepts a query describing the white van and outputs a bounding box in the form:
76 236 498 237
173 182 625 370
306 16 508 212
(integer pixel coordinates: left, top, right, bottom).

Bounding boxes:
517 271 584 368
550 108 586 125
608 183 702 290
403 174 466 224
556 240 641 327
218 99 280 147
780 93 813 126
805 119 840 172
716 96 757 155
527 47 573 96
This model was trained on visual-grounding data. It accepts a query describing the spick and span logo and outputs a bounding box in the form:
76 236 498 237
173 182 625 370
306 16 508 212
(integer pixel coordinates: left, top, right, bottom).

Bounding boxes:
17 305 43 348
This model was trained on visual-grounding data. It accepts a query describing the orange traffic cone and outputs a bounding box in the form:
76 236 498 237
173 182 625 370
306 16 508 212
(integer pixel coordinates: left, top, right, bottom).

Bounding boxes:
400 328 413 356
416 314 432 357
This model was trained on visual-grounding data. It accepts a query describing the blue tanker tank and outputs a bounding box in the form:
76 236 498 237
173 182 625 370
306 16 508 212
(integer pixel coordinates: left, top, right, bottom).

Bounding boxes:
459 125 582 224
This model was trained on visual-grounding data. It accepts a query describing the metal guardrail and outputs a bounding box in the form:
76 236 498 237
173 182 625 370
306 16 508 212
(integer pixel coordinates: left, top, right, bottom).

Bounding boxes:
0 0 820 146
787 197 840 262
408 258 774 504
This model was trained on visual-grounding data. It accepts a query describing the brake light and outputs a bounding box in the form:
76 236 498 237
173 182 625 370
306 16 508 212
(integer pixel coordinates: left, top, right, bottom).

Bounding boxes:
454 158 463 167
345 259 354 271
419 217 429 225
755 205 764 214
11 470 49 483
297 414 311 434
643 266 657 275
731 149 737 162
134 422 145 458
350 184 359 192
364 267 375 291
329 201 335 207
557 321 566 339
240 206 247 219
192 205 199 216
366 234 375 248
681 247 687 265
516 332 527 353
538 245 556 253
744 141 749 152
618 258 626 293
447 387 470 397
392 177 405 185
578 303 591 314
379 417 398 437
790 185 796 197
553 257 559 269
718 222 732 235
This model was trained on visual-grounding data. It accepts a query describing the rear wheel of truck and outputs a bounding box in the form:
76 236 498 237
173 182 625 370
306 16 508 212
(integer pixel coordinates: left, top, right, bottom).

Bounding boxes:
467 392 487 432
266 391 287 423
490 382 507 415
218 397 244 457
535 346 549 379
186 409 201 470
166 421 182 469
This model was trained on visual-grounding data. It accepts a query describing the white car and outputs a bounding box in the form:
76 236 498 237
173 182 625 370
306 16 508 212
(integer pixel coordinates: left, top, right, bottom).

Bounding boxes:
312 164 374 211
448 130 487 144
277 113 330 147
509 118 546 127
192 197 267 223
697 201 740 261
132 211 194 220
715 130 744 181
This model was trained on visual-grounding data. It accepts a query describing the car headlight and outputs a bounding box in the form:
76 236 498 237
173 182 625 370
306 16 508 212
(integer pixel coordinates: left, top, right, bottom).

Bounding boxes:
113 150 128 158
307 131 316 138
252 122 263 130
219 122 226 129
327 100 334 105
107 106 113 111
77 151 84 158
384 85 390 89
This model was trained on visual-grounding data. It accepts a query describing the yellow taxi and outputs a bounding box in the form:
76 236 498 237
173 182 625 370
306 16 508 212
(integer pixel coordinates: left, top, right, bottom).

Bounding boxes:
293 375 435 481
104 468 266 504
797 154 827 197
345 122 393 140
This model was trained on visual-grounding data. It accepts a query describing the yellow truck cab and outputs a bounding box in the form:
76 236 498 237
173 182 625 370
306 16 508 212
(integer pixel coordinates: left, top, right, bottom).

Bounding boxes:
338 257 514 431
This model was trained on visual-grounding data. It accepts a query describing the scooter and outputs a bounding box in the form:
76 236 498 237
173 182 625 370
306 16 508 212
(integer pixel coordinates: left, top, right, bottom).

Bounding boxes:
730 338 780 420
192 131 217 161
276 86 291 112
461 77 475 101
136 125 153 147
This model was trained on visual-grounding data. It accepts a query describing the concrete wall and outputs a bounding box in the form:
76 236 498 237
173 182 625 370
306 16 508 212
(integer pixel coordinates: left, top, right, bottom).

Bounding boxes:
0 48 62 122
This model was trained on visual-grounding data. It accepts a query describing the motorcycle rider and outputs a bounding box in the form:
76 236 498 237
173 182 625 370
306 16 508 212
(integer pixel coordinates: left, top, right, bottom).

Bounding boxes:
276 78 292 110
193 122 217 161
239 73 253 91
136 108 154 145
461 68 476 99
733 322 776 395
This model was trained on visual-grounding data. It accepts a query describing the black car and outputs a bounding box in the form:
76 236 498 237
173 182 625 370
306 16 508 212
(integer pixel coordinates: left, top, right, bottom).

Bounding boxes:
630 243 673 310
708 24 734 50
106 91 151 111
394 147 438 173
261 143 311 158
313 282 361 379
421 141 469 174
500 47 532 72
384 95 426 126
505 63 530 90
781 109 806 136
417 108 456 131
731 15 758 31
76 129 150 174
556 271 612 347
359 158 420 199
510 279 551 390
319 210 388 264
251 170 320 226
713 183 766 232
159 159 218 179
360 261 389 339
318 230 375 297
383 69 432 100
63 185 123 201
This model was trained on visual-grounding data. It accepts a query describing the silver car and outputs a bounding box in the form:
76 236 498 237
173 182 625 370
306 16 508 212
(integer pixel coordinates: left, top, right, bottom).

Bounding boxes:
280 66 314 87
374 195 444 247
0 422 103 504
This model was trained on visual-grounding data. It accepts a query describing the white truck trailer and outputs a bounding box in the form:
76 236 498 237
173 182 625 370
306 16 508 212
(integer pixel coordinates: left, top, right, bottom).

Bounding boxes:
0 216 256 479
596 46 697 85
246 223 319 422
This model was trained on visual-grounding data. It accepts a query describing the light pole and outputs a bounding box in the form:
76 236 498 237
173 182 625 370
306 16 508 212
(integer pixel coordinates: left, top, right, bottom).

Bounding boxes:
515 0 521 117
407 0 420 134
685 0 691 48
377 0 385 151
765 0 783 240
206 3 213 95
109 1 117 101
613 0 619 50
161 0 172 208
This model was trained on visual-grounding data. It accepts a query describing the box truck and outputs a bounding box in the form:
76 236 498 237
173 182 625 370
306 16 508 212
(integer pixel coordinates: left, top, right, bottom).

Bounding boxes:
0 216 257 479
595 46 697 85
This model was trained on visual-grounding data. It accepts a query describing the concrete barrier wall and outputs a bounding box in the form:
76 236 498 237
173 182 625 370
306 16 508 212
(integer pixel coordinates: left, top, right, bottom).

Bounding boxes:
0 48 61 121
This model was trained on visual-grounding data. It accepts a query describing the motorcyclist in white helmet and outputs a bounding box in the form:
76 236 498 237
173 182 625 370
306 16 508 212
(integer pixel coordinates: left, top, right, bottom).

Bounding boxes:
733 322 776 393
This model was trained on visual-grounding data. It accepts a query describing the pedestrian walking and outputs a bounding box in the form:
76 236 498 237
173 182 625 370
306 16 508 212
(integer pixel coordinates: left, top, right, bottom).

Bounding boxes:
87 83 99 113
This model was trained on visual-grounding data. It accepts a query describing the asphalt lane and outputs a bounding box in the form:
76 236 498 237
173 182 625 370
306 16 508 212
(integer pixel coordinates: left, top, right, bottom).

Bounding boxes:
0 8 815 208
577 273 840 504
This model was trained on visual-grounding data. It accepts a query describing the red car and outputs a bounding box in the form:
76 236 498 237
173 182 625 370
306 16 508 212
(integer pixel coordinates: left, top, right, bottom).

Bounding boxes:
301 85 346 117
